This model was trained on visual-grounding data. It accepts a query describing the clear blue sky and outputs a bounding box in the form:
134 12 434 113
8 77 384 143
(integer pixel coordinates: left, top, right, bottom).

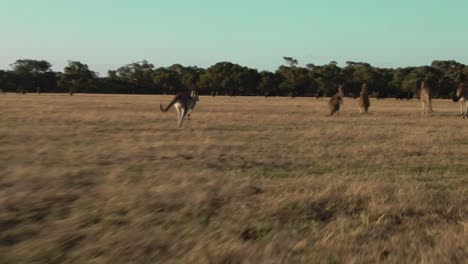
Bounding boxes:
1 0 467 75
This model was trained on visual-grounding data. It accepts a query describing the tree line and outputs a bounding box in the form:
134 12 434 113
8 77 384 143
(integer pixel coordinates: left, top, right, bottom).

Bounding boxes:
0 58 467 98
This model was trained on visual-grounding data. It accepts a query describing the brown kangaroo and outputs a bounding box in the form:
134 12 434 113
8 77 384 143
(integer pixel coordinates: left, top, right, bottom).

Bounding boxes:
329 85 344 116
453 83 468 118
160 90 199 128
358 83 370 113
420 81 432 115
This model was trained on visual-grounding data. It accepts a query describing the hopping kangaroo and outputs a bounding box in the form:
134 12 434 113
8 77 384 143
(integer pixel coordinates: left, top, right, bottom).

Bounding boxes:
328 85 344 116
420 81 432 115
160 90 199 128
358 83 370 113
452 83 468 118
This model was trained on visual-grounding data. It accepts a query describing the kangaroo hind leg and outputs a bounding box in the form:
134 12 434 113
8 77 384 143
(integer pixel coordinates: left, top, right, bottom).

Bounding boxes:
462 98 468 119
177 105 188 128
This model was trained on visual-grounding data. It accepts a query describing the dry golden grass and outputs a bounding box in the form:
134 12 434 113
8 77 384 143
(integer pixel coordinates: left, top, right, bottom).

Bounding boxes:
0 93 467 263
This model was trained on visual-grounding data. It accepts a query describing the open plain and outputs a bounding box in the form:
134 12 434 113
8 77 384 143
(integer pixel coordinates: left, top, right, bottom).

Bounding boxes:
0 94 467 263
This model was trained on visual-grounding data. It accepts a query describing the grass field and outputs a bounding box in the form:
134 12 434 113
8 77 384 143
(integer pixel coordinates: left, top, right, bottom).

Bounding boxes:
1 94 467 263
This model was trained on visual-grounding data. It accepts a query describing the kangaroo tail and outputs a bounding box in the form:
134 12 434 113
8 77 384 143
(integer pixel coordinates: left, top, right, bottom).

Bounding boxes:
160 97 177 112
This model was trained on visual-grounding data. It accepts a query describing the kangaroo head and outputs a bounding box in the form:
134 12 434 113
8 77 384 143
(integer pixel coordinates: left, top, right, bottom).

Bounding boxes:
338 85 344 97
191 90 199 101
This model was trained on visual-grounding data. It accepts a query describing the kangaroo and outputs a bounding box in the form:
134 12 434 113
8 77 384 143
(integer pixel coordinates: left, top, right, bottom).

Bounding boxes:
452 83 468 118
328 85 344 116
160 90 199 128
358 83 370 113
420 81 432 115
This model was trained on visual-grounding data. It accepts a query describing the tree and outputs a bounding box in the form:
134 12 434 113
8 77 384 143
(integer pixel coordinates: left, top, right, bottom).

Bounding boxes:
10 59 51 75
258 71 282 97
402 66 444 98
431 60 465 97
0 70 7 93
431 60 464 78
154 67 182 94
168 64 205 92
114 60 155 94
388 67 413 99
341 61 379 97
236 68 261 96
59 61 97 95
198 71 216 96
10 59 53 94
201 62 248 96
0 58 466 98
277 65 315 97
306 63 316 70
313 62 343 96
283 57 298 67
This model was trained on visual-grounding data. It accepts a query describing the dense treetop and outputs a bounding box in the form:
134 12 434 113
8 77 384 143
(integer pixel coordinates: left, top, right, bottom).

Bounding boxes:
1 58 467 98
